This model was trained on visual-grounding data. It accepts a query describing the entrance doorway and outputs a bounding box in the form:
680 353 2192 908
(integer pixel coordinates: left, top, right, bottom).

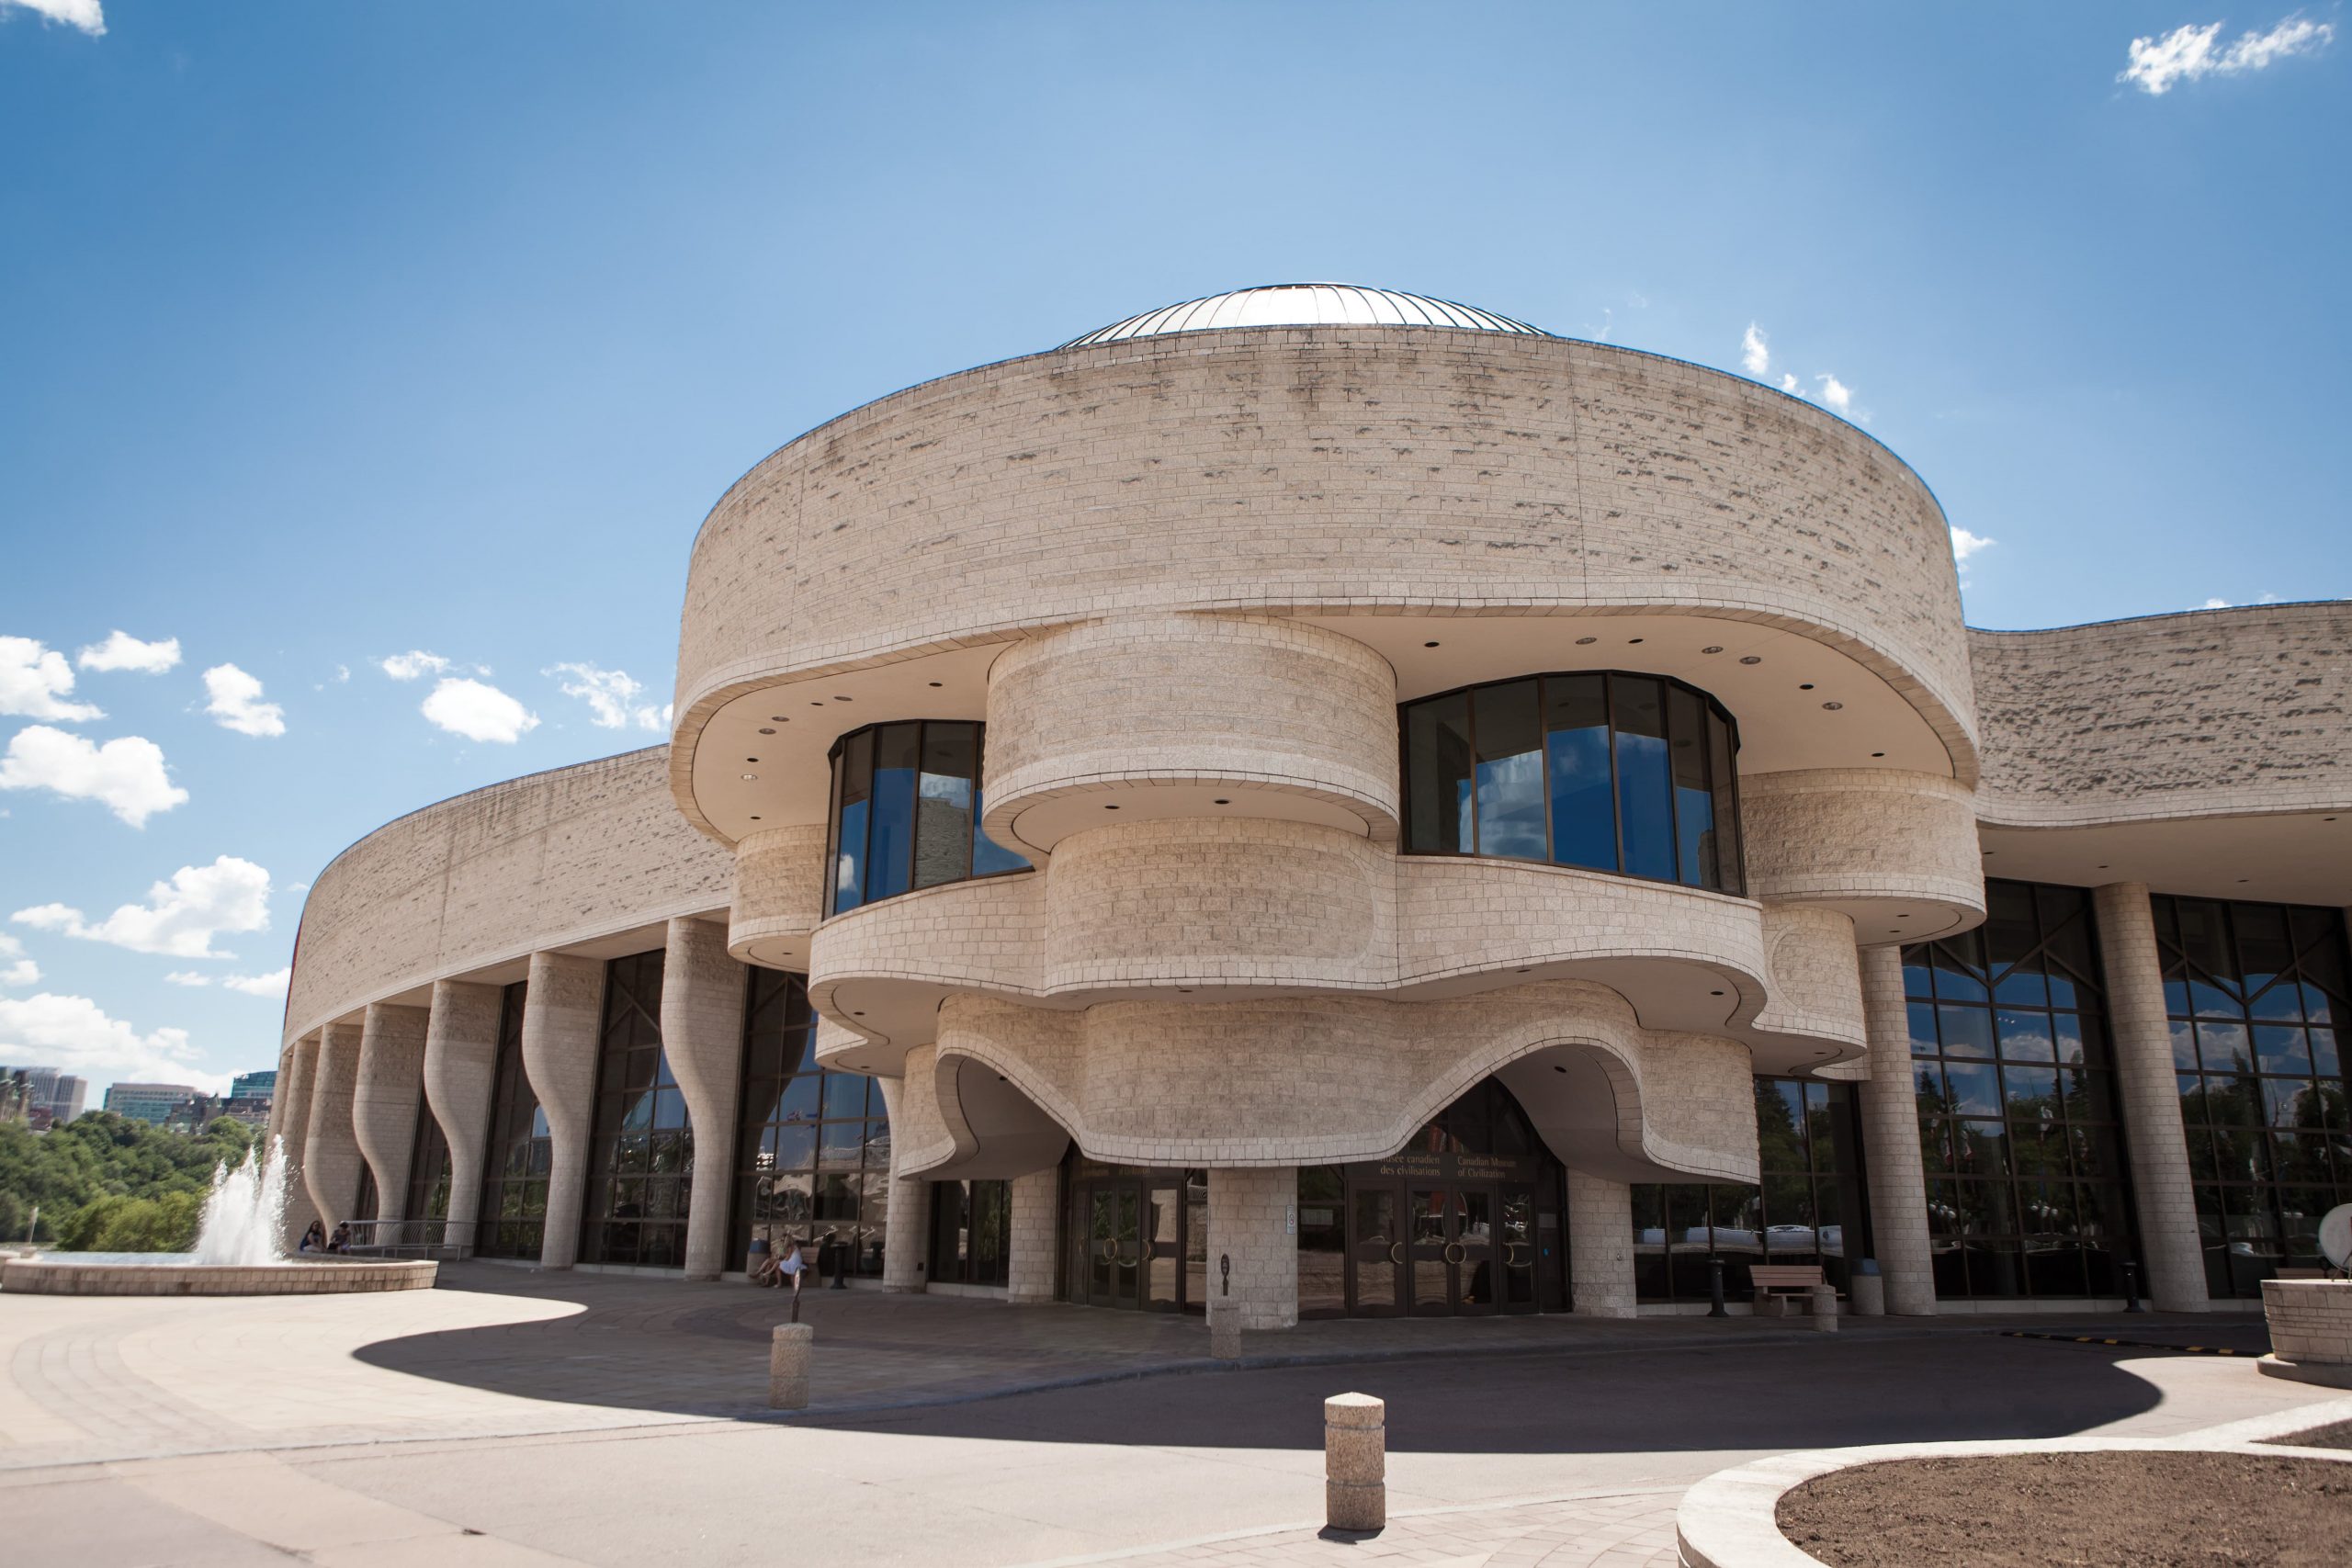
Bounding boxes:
1308 1077 1566 1318
1068 1166 1205 1313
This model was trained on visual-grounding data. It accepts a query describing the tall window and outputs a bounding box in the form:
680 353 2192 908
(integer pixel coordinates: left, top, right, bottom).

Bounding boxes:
476 981 548 1259
729 966 895 1276
928 1179 1010 1287
1633 1077 1863 1303
2155 896 2350 1300
1400 672 1742 895
402 1089 451 1243
580 951 692 1269
825 720 1032 916
1902 882 2137 1300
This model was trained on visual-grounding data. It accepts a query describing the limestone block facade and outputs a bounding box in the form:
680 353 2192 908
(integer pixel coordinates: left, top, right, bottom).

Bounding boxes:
277 286 2350 1325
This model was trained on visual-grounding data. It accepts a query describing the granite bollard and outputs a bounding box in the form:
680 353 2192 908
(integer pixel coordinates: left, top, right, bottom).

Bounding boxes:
1809 1284 1838 1331
770 1323 813 1408
1207 1299 1241 1361
1325 1392 1385 1532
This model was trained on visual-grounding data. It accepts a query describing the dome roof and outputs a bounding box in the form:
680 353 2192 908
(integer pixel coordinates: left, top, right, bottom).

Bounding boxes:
1060 283 1549 349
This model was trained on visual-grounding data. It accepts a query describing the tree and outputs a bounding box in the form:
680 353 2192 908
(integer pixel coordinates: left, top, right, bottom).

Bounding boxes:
0 1111 260 1248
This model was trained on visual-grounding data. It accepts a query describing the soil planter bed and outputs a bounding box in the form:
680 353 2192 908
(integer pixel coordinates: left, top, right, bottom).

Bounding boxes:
1778 1450 2349 1567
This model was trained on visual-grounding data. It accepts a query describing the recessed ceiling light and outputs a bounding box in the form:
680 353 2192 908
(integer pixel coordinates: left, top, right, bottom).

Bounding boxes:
810 702 823 708
759 728 776 735
2097 864 2109 870
740 773 758 782
833 695 851 702
1553 1065 1567 1075
770 716 788 722
1576 637 1598 646
1799 683 1815 691
1702 646 1724 654
852 1011 865 1018
1871 751 1885 758
2237 878 2249 884
1213 798 1231 806
1515 967 1530 974
746 757 758 763
750 815 762 821
1424 640 1441 649
1628 637 1644 644
1710 989 1725 997
1104 804 1120 810
1739 655 1762 665
1821 701 1843 711
1178 987 1192 994
928 681 943 688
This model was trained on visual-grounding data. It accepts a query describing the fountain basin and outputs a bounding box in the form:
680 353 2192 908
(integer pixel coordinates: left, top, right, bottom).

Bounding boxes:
0 1254 436 1296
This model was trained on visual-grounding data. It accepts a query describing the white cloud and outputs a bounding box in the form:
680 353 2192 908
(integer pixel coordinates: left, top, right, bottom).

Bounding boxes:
1815 374 1856 415
76 631 181 674
1740 323 1771 377
2198 591 2284 609
420 676 538 743
164 971 210 987
334 663 351 682
0 726 187 826
2120 15 2335 95
1951 526 1997 563
1780 373 1805 398
0 934 36 988
0 2 105 36
201 662 287 738
548 661 670 732
0 994 224 1095
379 650 451 681
222 968 290 998
12 855 271 959
1 636 104 722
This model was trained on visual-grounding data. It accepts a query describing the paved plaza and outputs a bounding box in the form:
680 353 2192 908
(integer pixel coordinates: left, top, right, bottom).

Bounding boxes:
2 1264 2343 1566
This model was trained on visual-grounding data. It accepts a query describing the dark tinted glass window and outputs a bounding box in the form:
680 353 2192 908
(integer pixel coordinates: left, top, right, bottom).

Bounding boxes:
580 951 695 1269
402 1086 451 1243
2156 895 2351 1300
825 721 1031 915
475 982 548 1258
928 1179 1011 1288
1402 671 1742 894
1901 883 2139 1302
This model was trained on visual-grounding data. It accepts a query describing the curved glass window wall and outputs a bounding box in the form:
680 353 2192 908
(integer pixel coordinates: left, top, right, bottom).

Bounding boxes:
1400 672 1743 894
824 720 1031 917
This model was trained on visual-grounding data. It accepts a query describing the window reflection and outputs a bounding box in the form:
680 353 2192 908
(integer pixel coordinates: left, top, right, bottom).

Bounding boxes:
580 952 692 1269
1401 671 1742 894
475 982 548 1258
825 721 1032 916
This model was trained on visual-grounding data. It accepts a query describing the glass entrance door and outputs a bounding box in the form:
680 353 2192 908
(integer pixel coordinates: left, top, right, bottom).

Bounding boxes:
1144 1181 1183 1312
1085 1184 1140 1309
1405 1184 1500 1316
1350 1184 1404 1315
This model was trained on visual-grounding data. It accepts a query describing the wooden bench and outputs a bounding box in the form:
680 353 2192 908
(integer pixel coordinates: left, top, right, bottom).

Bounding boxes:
1750 1264 1836 1315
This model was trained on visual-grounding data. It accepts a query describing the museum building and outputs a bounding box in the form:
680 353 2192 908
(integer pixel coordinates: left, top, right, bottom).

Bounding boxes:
269 285 2352 1325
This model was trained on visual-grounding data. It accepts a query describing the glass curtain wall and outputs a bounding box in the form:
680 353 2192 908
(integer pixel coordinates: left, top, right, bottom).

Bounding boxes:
729 966 895 1276
579 951 693 1268
928 1179 1011 1287
1900 882 2138 1300
401 1091 452 1244
1400 672 1742 894
1632 1077 1864 1303
475 982 548 1258
825 720 1032 916
2155 896 2351 1299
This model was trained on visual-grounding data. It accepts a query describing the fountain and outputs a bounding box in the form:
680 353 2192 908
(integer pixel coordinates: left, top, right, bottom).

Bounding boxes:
0 1137 437 1296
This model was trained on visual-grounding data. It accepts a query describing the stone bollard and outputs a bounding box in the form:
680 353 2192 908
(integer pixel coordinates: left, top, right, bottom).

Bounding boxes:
1325 1393 1385 1533
769 1323 813 1408
1207 1298 1241 1361
1849 1269 1885 1318
1809 1284 1838 1332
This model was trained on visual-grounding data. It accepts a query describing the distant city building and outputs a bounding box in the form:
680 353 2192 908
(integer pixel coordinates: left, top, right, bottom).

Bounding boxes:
0 1067 82 1126
46 1073 86 1124
219 1095 274 1130
0 1070 33 1124
104 1082 203 1126
231 1070 277 1100
160 1095 225 1134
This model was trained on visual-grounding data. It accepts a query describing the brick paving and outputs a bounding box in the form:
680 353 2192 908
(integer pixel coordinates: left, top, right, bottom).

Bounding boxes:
1081 1490 1682 1568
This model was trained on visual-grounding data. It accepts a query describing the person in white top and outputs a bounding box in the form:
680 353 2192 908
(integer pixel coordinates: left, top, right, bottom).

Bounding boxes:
755 1235 810 1319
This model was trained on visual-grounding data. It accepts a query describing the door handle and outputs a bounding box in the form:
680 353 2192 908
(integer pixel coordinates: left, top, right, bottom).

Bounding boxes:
1442 1242 1467 1265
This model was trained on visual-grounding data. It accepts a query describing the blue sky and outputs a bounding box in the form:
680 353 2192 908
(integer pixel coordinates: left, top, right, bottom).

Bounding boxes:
2 3 2346 1101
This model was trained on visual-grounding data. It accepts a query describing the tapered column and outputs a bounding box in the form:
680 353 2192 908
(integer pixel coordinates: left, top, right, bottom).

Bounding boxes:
522 952 605 1270
2094 882 2209 1311
277 1032 322 1247
424 979 503 1256
1208 1167 1297 1330
872 1076 931 1292
1007 1167 1058 1303
1566 1168 1637 1317
353 1002 429 1226
1857 944 1939 1315
303 1021 365 1228
660 918 746 1280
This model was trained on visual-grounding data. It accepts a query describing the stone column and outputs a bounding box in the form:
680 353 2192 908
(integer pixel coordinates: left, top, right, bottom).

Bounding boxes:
303 1020 366 1229
1208 1167 1297 1330
2094 882 2209 1311
424 979 503 1256
277 1032 322 1248
1857 944 1939 1315
1006 1166 1058 1303
352 1002 429 1226
522 951 605 1270
660 917 746 1280
264 1043 295 1146
871 1076 931 1292
1565 1168 1637 1317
